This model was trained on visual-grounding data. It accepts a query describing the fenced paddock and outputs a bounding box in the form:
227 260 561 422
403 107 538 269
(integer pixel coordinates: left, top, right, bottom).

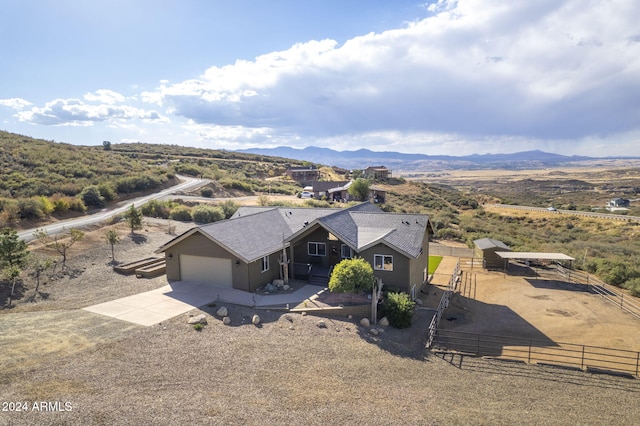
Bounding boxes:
431 330 640 378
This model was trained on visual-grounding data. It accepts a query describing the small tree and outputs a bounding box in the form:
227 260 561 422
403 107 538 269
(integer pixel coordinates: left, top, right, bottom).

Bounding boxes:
125 204 143 234
28 253 54 295
328 258 374 293
348 178 370 202
104 229 120 264
34 228 84 270
0 227 29 270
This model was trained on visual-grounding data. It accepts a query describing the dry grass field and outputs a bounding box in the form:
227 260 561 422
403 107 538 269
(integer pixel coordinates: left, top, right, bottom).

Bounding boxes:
1 219 640 425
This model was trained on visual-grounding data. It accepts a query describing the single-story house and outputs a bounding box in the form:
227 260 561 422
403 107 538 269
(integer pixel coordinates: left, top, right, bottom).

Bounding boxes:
285 166 320 183
155 203 434 294
308 181 349 199
474 238 511 269
608 198 630 208
364 166 391 180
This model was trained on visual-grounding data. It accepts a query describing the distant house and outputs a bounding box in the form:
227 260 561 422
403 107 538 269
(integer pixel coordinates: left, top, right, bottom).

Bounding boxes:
364 166 391 180
474 238 511 270
308 181 349 200
285 166 320 183
608 198 630 208
156 203 434 294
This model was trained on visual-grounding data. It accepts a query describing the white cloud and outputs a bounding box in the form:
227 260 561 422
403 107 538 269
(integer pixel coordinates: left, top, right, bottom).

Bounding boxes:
0 98 33 109
136 0 638 153
16 97 168 126
83 89 126 104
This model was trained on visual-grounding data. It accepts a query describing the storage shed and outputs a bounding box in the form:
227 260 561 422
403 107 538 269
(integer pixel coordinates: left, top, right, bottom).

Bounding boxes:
474 238 511 269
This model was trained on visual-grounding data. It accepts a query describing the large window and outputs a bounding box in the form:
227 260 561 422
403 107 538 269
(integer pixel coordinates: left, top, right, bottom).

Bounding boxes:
374 254 393 271
308 242 326 256
341 244 354 259
261 256 269 272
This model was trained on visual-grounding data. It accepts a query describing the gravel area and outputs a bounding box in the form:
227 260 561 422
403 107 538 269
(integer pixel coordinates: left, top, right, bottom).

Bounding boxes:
1 220 639 425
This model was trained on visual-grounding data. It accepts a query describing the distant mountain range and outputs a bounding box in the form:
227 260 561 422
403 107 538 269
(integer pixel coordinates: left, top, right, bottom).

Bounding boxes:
236 146 613 171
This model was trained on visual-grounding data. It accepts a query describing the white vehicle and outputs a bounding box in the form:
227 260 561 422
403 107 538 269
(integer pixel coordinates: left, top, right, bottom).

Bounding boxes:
300 191 313 199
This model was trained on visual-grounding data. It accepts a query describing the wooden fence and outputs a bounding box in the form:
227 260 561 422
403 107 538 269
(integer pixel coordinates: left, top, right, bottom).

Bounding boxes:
431 329 640 378
425 258 460 348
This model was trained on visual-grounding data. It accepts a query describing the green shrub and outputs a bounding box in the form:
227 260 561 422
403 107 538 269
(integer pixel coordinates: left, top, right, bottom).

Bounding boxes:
192 205 224 224
192 323 204 331
169 206 192 222
80 185 105 208
219 200 239 219
624 278 640 297
200 187 214 198
17 198 45 220
98 183 117 202
328 258 374 293
141 200 171 219
383 292 414 329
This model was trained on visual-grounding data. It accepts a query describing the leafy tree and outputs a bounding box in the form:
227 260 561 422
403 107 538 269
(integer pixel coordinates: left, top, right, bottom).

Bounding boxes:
33 228 84 270
125 204 143 234
200 187 214 198
104 229 120 263
102 140 112 150
0 228 29 303
0 227 29 270
328 258 374 293
348 178 370 202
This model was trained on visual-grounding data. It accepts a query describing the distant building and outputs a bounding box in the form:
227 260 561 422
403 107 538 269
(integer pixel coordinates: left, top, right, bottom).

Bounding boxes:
364 166 391 180
474 238 511 270
608 198 630 208
285 166 320 183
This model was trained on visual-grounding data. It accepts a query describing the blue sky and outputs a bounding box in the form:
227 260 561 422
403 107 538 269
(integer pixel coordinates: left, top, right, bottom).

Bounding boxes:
1 0 639 157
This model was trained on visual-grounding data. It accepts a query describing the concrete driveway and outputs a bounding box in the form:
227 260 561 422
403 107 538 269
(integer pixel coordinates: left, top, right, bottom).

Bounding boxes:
84 281 323 326
83 282 230 326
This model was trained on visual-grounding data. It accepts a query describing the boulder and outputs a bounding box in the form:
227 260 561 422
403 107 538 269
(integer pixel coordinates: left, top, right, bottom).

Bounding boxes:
187 314 207 325
317 320 326 328
360 318 370 327
222 316 231 325
216 306 228 317
273 279 285 288
369 328 379 336
379 317 390 327
265 283 277 293
283 284 290 291
252 314 261 325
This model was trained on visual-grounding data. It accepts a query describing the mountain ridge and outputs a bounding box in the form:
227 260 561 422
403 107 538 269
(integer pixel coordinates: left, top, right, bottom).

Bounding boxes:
236 146 608 170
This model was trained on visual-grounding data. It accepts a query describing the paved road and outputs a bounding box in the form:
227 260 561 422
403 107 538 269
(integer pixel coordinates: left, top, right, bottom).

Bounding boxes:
18 175 208 242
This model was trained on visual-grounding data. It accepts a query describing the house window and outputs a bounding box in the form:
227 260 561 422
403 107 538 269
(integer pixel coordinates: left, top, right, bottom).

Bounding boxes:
261 256 269 272
308 242 326 256
374 254 393 271
341 244 353 259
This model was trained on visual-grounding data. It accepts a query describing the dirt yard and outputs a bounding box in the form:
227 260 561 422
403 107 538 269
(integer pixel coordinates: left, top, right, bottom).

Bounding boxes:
1 221 639 425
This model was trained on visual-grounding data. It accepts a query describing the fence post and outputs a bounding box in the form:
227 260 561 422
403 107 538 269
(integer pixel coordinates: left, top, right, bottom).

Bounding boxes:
528 341 532 364
477 335 481 357
621 294 624 309
581 346 586 370
636 352 639 378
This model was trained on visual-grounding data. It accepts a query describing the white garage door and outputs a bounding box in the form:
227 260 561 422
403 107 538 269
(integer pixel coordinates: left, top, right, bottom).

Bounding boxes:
179 255 233 287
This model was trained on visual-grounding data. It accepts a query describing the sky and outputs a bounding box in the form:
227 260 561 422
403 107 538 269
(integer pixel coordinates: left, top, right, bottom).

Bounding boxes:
1 0 639 157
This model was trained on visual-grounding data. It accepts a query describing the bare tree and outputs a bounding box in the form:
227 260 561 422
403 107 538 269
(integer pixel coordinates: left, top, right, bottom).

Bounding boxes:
33 228 84 270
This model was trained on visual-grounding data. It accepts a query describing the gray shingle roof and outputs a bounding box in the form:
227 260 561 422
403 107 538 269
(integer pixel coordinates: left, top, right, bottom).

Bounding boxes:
474 238 510 250
159 203 431 262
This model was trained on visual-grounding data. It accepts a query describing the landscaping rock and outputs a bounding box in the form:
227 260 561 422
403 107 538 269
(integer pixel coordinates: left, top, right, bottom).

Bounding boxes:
379 317 390 327
265 283 277 293
317 320 326 328
273 279 284 288
283 284 290 291
360 318 370 327
216 306 228 317
369 328 379 336
415 298 423 305
187 314 207 325
222 316 231 325
252 314 261 325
